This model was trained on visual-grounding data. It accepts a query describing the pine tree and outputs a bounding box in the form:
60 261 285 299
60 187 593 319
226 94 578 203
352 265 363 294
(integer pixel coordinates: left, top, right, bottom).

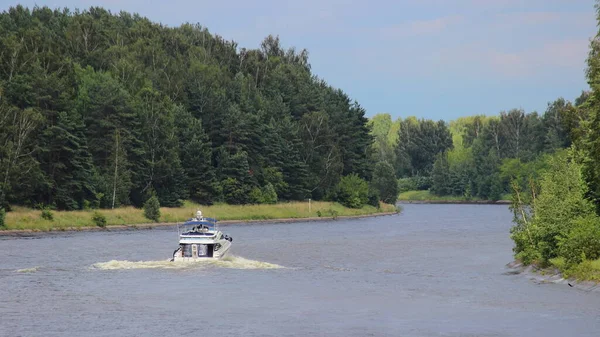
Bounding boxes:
41 110 95 210
371 161 399 204
143 192 161 222
174 106 218 204
431 152 451 196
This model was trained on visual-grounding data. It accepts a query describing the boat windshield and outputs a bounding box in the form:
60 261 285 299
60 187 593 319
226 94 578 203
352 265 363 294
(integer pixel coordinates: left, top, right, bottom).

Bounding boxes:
181 220 216 232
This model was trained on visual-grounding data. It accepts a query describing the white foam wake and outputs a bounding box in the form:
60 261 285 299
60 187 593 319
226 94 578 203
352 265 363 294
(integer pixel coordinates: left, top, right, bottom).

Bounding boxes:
15 267 39 273
91 255 283 270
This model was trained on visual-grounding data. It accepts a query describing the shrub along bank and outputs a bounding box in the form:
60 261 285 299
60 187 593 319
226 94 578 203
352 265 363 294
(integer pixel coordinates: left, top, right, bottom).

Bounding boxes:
509 149 600 282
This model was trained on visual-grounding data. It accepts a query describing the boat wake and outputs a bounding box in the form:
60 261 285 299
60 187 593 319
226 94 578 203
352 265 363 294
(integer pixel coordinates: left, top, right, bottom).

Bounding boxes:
15 267 40 273
91 255 284 271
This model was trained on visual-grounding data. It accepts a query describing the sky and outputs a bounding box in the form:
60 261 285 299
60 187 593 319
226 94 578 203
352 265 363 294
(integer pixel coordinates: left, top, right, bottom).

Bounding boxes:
1 0 598 121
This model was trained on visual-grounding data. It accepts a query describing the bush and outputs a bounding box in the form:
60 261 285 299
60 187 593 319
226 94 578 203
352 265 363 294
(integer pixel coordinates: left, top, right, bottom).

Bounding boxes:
0 207 5 228
413 176 432 190
143 194 161 222
367 187 380 208
510 148 597 267
0 187 9 211
334 174 369 208
326 208 339 219
221 178 250 205
248 183 278 204
563 258 600 282
514 245 542 266
397 176 431 192
41 209 54 221
249 187 263 204
549 257 567 272
558 215 600 265
92 211 107 228
488 174 504 201
397 178 417 193
261 183 278 204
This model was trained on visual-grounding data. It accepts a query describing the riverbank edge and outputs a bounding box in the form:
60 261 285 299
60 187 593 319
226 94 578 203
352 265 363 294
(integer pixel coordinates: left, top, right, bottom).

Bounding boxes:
0 211 399 236
398 200 510 204
505 260 600 292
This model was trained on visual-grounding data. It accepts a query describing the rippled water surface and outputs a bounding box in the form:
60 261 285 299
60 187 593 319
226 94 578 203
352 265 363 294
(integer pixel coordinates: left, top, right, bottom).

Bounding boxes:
1 204 599 337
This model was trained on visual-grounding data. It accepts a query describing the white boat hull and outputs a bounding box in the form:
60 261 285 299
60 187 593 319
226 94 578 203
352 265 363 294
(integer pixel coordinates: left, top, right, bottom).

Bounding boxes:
172 238 232 261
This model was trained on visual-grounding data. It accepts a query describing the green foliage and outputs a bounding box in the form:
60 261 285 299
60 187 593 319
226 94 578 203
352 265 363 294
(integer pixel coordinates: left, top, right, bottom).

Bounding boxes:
327 208 339 219
92 211 107 228
0 6 372 210
248 183 278 204
395 118 453 177
550 256 600 282
261 167 287 199
413 101 583 202
397 176 431 192
41 209 54 221
371 161 399 204
488 175 504 201
367 187 380 208
0 207 5 228
549 257 567 271
334 174 369 208
557 214 600 264
249 187 263 204
261 183 278 204
143 194 161 222
430 152 450 196
509 148 599 267
221 178 250 205
397 178 417 193
368 113 399 164
0 187 8 211
176 106 217 205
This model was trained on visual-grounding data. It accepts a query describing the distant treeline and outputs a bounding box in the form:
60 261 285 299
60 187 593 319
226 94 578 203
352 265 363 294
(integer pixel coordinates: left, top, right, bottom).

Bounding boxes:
369 94 586 201
0 5 388 211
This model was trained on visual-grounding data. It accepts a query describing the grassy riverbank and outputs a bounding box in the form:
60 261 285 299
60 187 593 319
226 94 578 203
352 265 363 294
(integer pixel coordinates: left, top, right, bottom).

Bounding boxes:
1 201 398 232
398 190 511 203
510 258 600 285
549 258 600 283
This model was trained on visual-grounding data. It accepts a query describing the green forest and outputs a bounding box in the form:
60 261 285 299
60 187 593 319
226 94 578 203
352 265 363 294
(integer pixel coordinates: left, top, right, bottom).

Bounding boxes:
370 96 584 202
0 5 394 215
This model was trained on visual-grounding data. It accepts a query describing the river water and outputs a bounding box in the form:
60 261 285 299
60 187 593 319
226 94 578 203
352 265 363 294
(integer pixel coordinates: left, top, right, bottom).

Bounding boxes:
1 204 599 337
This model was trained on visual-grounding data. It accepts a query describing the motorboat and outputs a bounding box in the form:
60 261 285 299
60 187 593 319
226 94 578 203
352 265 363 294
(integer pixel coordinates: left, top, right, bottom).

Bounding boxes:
171 210 233 261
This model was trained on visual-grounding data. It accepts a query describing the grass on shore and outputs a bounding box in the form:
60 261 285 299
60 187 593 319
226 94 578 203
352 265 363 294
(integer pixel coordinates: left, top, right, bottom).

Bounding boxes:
2 201 398 231
548 257 600 283
398 190 511 202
